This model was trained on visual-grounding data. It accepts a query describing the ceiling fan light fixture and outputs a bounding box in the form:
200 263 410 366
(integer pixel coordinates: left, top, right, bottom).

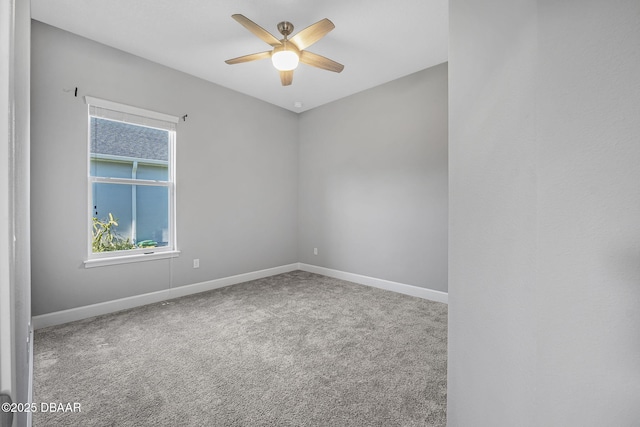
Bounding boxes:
272 49 299 71
226 15 343 85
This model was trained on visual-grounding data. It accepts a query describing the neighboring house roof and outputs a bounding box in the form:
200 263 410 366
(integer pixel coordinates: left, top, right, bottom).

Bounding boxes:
90 117 168 161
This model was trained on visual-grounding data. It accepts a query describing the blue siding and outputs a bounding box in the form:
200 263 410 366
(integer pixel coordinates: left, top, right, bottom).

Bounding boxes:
91 160 169 247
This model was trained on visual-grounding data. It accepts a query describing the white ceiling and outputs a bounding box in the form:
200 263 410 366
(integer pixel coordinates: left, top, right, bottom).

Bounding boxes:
31 0 448 113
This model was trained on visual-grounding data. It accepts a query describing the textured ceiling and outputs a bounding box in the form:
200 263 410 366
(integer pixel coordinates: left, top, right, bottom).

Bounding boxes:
31 0 448 113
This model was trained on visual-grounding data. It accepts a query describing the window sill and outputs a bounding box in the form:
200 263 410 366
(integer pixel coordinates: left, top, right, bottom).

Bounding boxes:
84 250 180 269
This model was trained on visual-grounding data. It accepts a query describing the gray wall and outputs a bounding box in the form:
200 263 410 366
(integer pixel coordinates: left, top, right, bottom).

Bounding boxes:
448 0 640 425
31 22 448 316
298 64 448 292
14 2 31 424
1 0 31 425
31 21 299 316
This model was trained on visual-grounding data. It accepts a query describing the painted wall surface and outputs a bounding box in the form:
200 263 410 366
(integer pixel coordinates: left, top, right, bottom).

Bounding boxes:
298 64 448 292
31 21 299 316
448 0 640 425
448 1 537 424
1 0 31 424
14 2 32 424
0 0 14 410
535 0 640 423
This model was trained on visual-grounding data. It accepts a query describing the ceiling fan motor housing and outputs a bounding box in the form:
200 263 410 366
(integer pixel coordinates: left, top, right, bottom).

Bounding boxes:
277 21 294 38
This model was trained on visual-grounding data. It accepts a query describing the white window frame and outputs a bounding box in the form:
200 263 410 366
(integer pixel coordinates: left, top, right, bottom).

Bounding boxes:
83 96 180 268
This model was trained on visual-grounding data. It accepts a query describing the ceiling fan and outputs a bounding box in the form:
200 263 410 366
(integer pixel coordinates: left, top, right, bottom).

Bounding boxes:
225 14 344 86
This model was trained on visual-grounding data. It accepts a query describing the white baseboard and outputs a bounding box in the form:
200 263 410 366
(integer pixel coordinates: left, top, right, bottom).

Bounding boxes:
33 262 447 330
32 263 299 330
297 263 448 304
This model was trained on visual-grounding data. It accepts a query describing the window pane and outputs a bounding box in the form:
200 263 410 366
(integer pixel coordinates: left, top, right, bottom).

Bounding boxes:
136 186 169 246
92 182 133 236
90 159 133 179
87 98 176 260
90 117 169 180
92 183 169 252
137 163 169 181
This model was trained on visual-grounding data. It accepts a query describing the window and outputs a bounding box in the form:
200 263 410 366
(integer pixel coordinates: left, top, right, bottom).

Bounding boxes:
84 97 178 267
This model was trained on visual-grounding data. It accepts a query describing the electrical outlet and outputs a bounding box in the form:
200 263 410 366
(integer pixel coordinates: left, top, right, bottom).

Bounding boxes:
193 259 200 268
313 248 318 255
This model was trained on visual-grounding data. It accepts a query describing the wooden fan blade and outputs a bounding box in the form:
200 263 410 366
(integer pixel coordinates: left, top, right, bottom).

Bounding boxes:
225 51 272 65
280 70 294 86
290 18 335 51
299 51 344 73
232 14 282 47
